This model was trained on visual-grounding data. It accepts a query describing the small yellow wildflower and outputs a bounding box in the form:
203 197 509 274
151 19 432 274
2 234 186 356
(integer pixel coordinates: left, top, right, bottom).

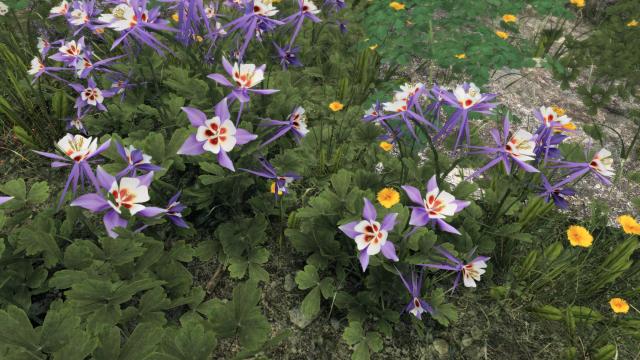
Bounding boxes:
172 12 180 22
329 101 344 112
379 141 393 152
618 215 640 235
502 14 517 23
270 182 283 196
495 31 509 40
551 105 566 116
369 44 379 51
377 188 400 208
193 35 204 42
567 225 593 247
627 20 639 27
609 298 630 314
570 0 585 8
561 122 577 131
455 53 466 59
389 1 405 10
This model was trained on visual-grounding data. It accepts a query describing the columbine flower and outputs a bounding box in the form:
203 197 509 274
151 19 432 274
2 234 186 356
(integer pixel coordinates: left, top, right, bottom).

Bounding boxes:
27 56 66 82
165 191 188 228
223 0 284 59
115 142 162 177
538 174 575 209
0 1 8 16
34 134 111 208
502 14 517 23
71 167 165 237
435 82 497 150
396 268 433 320
533 106 574 160
240 158 300 199
551 148 615 186
617 215 640 235
422 246 489 289
260 106 309 146
49 0 69 18
69 78 115 117
389 1 405 10
67 0 98 34
50 38 85 66
282 0 321 54
468 115 539 178
609 298 630 314
495 30 509 39
37 37 52 56
339 198 399 271
567 225 593 247
98 1 175 55
208 57 278 106
177 99 257 171
274 43 302 69
377 188 400 208
402 176 469 235
329 101 344 111
378 82 435 139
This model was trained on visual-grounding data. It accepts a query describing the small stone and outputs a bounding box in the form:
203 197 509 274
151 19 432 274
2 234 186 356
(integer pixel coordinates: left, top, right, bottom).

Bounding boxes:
433 339 449 358
461 334 473 347
284 274 296 292
289 307 314 329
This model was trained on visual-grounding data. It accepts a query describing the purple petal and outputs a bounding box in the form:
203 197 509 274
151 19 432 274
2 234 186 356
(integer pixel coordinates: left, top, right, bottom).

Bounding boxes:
409 207 429 227
401 185 424 206
0 196 14 206
339 221 360 239
217 150 234 171
207 73 233 87
70 193 110 212
96 166 116 190
235 128 258 145
104 210 128 238
359 250 370 272
381 241 399 262
426 175 438 194
182 107 208 127
222 57 234 76
137 206 166 217
177 134 206 155
215 98 230 121
33 150 67 162
436 219 461 235
87 139 111 159
381 213 398 231
362 198 377 221
137 171 154 187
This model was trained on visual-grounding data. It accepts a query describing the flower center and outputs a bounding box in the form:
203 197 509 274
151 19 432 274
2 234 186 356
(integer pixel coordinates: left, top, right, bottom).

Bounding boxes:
361 221 384 245
425 194 445 216
112 188 136 209
203 122 228 145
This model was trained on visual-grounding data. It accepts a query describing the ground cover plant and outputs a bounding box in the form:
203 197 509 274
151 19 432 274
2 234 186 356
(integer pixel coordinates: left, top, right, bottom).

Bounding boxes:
0 0 639 359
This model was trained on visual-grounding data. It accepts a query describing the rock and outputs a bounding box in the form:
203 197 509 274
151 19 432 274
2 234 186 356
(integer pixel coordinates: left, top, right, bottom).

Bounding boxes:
289 307 314 329
433 339 449 358
284 274 296 292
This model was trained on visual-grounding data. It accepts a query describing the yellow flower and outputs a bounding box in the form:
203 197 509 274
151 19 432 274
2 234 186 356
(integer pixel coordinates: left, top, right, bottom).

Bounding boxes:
570 0 585 8
369 44 379 51
495 31 509 40
171 12 180 22
379 141 393 151
609 298 630 314
562 122 577 131
329 101 344 112
377 188 400 208
567 225 593 247
455 53 466 59
270 182 283 196
94 28 105 35
502 14 517 23
551 105 566 116
193 35 204 42
618 215 640 235
389 1 405 10
627 20 639 27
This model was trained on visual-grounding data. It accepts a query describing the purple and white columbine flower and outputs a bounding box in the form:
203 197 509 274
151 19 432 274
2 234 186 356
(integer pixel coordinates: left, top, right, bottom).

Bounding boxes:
274 43 302 69
533 106 573 161
49 38 85 66
339 198 399 272
422 246 489 290
67 0 100 35
435 82 497 150
396 268 433 320
551 148 615 187
177 98 257 171
34 134 111 208
115 142 162 177
467 115 539 179
260 106 309 146
49 0 70 18
165 191 188 228
378 82 435 139
27 56 67 82
69 77 115 117
282 0 321 50
223 0 284 60
240 157 300 198
402 176 470 235
538 174 575 209
208 57 279 105
71 167 165 237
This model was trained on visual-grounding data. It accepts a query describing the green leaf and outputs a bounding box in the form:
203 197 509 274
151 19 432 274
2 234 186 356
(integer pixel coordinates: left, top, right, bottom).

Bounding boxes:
0 179 26 200
300 286 321 319
27 182 49 204
119 323 164 360
0 306 40 354
295 264 320 290
331 170 352 198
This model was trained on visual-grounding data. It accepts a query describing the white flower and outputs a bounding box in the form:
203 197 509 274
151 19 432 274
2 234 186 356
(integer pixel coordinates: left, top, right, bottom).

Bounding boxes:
98 4 137 31
27 57 45 76
505 129 536 161
354 219 388 255
409 298 427 318
37 37 50 54
232 63 264 89
453 83 482 109
196 116 237 154
0 1 8 16
107 177 150 215
69 9 89 26
462 260 487 287
81 87 104 106
58 40 83 58
214 21 226 35
75 57 92 77
423 186 457 219
365 104 380 118
590 148 615 177
204 4 216 18
50 0 69 17
539 106 571 128
56 134 98 162
301 0 320 14
393 82 424 102
252 1 278 16
382 100 407 113
290 107 309 136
